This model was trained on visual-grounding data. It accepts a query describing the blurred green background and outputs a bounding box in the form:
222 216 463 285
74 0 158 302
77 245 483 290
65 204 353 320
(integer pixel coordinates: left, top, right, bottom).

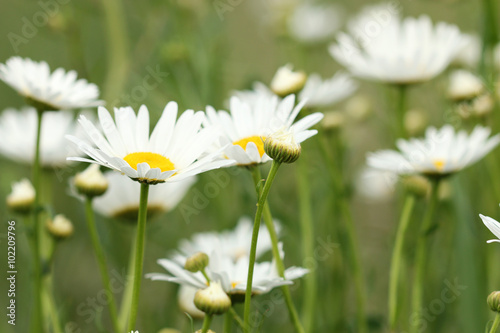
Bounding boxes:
1 0 499 332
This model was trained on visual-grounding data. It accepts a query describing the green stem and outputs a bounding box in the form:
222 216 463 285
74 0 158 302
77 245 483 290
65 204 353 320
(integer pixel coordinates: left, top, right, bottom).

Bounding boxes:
201 314 213 333
119 238 137 331
411 178 441 333
127 183 150 331
84 197 120 333
224 311 232 333
490 313 500 333
42 236 62 333
296 156 317 333
31 108 44 333
317 135 367 333
250 167 305 333
100 0 129 105
388 193 416 331
395 84 407 139
243 161 281 333
480 0 499 78
228 307 245 330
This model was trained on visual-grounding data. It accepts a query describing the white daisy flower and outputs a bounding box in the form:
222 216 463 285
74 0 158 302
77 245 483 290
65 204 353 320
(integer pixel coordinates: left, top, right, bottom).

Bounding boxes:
67 102 234 184
0 107 85 167
479 214 500 243
329 15 467 84
0 57 103 110
232 82 276 109
92 172 195 221
367 125 500 177
299 72 357 109
287 3 342 43
204 94 323 166
147 247 308 297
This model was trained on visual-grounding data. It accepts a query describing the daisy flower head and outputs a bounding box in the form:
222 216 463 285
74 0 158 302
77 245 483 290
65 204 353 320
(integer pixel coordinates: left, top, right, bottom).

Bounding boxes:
67 102 234 184
0 107 86 167
92 172 196 221
479 213 500 244
204 94 323 166
147 246 308 299
367 125 500 177
329 12 467 84
287 2 343 43
0 57 103 110
299 72 358 109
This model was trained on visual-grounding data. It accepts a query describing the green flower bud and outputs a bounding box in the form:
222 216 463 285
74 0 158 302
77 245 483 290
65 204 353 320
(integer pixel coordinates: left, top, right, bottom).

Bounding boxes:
185 252 209 273
488 291 500 312
74 165 109 198
6 178 35 214
264 128 301 164
46 214 74 239
194 282 231 315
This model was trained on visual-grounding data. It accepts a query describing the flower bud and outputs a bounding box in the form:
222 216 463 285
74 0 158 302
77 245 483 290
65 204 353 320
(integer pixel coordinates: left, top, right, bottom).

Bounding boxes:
264 128 301 164
194 282 231 315
46 214 74 239
270 64 307 97
74 165 108 198
488 291 500 312
402 175 430 197
185 252 209 273
472 94 494 117
447 70 484 102
6 179 35 214
178 285 205 319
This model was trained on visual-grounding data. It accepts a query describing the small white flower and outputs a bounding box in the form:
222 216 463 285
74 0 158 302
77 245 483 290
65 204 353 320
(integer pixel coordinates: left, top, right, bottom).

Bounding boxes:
67 103 234 184
447 70 484 101
479 214 500 243
299 72 357 109
0 107 86 167
330 15 467 84
0 57 103 110
204 94 323 166
367 125 500 176
287 3 342 43
6 178 35 210
270 64 307 96
92 172 195 220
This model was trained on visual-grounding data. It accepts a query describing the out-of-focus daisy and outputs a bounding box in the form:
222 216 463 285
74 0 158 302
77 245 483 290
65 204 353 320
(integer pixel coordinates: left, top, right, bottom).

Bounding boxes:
147 247 308 298
204 95 323 166
479 214 500 243
299 72 357 109
6 178 35 213
232 82 275 109
367 125 500 177
92 172 195 221
330 15 466 84
0 107 84 167
453 34 481 68
270 64 307 97
355 167 396 202
287 3 342 43
447 70 484 101
67 103 233 184
175 216 279 261
0 57 103 110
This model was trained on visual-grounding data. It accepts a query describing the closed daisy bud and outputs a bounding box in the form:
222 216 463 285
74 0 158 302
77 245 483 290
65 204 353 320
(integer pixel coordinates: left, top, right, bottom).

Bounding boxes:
270 64 307 97
447 70 484 102
74 164 109 198
185 252 209 273
194 282 231 315
488 291 500 312
472 94 494 117
264 128 301 164
6 179 35 214
46 214 74 239
402 175 430 197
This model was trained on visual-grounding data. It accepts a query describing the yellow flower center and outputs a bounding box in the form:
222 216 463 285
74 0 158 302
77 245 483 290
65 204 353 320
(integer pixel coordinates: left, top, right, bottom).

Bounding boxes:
123 152 175 172
231 281 240 289
233 136 266 157
433 159 445 172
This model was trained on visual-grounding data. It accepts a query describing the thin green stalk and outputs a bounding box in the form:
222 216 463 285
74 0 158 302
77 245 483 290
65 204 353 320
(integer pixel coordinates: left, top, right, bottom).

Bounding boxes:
317 135 367 333
224 311 232 333
84 197 120 333
31 108 44 333
411 178 441 333
480 0 499 78
42 236 62 333
127 183 150 331
296 156 317 333
243 161 281 333
490 313 500 333
388 193 416 331
201 314 213 333
228 307 244 330
119 238 136 331
250 167 305 333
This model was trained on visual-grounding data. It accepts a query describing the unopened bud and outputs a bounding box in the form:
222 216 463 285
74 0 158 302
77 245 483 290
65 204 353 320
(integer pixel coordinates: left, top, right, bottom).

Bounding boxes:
264 128 301 164
447 70 484 102
270 64 307 97
185 252 209 273
194 282 231 315
402 175 430 197
6 179 35 214
74 165 108 198
46 214 74 239
488 291 500 312
472 94 494 116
